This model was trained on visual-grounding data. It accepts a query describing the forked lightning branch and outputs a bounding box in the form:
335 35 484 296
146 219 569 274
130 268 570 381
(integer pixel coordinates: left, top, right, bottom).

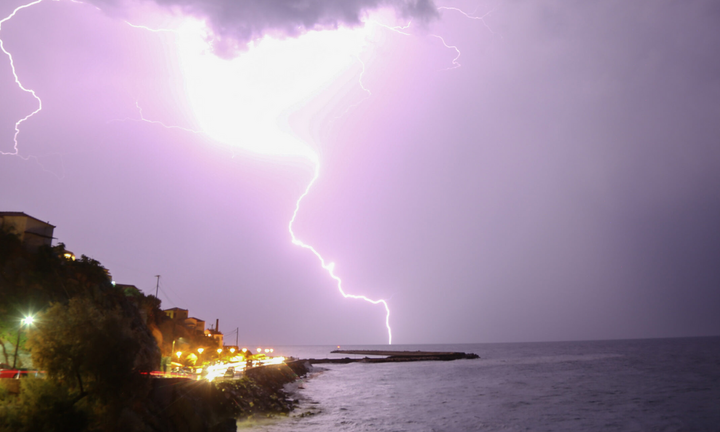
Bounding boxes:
1 0 489 345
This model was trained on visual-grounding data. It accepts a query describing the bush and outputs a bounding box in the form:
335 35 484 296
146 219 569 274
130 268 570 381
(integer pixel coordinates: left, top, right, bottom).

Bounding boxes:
0 379 89 432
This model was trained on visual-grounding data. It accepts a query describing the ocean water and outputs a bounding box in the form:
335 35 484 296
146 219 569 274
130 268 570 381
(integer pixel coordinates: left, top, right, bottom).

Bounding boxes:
247 337 720 431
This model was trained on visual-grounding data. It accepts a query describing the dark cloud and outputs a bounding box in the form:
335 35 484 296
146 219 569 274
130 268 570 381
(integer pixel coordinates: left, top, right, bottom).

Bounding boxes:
89 0 438 55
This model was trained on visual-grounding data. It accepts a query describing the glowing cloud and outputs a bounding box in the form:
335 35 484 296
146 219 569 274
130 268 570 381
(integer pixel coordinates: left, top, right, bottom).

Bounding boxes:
174 19 370 161
86 0 438 56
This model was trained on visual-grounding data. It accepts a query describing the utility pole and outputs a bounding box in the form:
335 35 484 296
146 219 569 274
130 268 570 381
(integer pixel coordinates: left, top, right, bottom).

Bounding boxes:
155 275 160 298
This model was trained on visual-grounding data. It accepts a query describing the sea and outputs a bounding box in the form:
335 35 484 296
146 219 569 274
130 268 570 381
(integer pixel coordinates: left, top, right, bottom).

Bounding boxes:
240 337 720 431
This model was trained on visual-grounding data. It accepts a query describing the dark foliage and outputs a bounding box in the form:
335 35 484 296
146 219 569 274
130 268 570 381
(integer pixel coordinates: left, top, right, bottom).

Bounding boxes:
0 226 161 431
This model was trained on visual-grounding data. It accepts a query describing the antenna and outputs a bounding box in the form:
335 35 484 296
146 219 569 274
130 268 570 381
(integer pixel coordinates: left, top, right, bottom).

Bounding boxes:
154 275 160 298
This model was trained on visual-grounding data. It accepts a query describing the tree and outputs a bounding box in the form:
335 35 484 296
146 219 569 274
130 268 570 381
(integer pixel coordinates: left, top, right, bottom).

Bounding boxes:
27 297 157 404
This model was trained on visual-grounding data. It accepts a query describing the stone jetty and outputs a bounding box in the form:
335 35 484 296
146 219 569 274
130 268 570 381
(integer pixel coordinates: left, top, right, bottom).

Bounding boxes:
298 349 479 364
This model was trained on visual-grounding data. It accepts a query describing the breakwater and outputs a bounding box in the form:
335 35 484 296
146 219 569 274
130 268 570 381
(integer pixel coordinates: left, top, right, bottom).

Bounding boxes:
301 349 479 364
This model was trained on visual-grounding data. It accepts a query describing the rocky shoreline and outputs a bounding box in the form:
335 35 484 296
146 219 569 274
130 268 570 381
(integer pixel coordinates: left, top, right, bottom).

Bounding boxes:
143 351 478 431
146 362 311 432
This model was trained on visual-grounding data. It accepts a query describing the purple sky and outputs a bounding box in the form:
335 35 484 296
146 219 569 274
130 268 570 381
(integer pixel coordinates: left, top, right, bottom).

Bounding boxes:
1 0 719 345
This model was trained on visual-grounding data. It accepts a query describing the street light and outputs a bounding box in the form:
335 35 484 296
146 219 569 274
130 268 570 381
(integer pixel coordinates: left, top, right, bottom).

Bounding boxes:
12 315 35 369
197 348 204 354
176 351 182 359
217 348 222 354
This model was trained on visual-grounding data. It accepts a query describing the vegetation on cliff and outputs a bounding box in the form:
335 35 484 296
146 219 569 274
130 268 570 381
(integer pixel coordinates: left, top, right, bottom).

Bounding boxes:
0 226 162 430
0 225 306 431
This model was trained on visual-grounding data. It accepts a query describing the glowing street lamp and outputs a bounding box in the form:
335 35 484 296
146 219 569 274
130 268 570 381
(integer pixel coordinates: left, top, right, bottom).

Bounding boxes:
230 348 236 353
12 315 35 369
197 348 204 354
176 351 182 359
217 348 222 354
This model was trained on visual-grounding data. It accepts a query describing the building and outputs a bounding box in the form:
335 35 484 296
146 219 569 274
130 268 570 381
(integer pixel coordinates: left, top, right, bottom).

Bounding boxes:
205 328 223 347
164 307 189 320
184 317 206 332
163 308 223 345
205 319 223 346
0 212 55 250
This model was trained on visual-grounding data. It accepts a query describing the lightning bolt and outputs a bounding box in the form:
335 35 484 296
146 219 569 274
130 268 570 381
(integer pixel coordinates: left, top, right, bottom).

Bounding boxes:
369 19 413 37
3 2 492 346
334 55 372 119
368 5 498 72
124 21 176 33
435 3 504 64
283 5 501 343
437 5 502 38
288 159 392 344
108 101 206 135
118 27 395 344
0 0 44 156
430 34 461 70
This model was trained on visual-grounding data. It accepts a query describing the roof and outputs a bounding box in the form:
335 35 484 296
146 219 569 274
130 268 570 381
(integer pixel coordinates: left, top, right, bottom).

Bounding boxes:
0 212 56 228
23 231 54 239
164 307 188 312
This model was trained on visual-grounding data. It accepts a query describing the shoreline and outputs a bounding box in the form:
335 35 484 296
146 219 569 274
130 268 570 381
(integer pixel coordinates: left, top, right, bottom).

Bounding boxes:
139 350 478 431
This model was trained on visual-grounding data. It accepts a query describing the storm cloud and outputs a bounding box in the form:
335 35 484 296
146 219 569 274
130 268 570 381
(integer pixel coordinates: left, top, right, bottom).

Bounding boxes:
88 0 438 55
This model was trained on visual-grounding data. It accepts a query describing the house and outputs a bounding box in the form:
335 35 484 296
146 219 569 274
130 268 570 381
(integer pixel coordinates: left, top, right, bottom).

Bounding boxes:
205 328 223 347
164 308 223 345
164 307 189 320
0 212 55 250
205 319 223 346
184 317 206 332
